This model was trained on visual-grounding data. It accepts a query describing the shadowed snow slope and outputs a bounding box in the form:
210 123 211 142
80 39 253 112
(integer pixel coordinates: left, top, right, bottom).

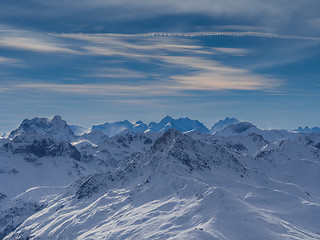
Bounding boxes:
1 116 320 239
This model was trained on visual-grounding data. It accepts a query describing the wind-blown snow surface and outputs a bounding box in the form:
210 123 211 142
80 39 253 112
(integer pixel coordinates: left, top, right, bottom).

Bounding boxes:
1 116 320 239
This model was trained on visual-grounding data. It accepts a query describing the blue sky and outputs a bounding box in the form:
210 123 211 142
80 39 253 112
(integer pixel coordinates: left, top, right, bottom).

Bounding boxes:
0 0 319 132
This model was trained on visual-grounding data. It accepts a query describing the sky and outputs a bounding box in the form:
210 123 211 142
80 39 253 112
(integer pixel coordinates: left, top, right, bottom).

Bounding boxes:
0 0 320 132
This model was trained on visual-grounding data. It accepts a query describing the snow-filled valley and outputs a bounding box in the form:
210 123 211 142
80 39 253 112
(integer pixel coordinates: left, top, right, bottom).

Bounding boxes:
0 116 320 239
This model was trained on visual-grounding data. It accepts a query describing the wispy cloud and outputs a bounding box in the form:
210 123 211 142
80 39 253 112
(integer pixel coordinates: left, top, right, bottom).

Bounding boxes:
13 59 279 96
0 56 23 66
0 30 80 54
0 36 79 53
213 47 249 56
6 31 278 92
56 33 279 91
84 68 148 79
161 56 279 91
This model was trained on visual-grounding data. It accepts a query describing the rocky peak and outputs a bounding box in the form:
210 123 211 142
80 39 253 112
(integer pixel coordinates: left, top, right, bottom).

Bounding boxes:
9 115 75 142
151 129 188 151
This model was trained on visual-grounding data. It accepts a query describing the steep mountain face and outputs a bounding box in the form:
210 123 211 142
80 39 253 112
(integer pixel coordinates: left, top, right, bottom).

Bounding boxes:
210 117 240 133
9 116 76 142
5 116 80 161
1 116 320 239
3 132 80 160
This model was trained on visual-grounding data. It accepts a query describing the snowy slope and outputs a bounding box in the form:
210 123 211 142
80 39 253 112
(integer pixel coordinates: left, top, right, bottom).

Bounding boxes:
6 129 320 240
1 116 320 239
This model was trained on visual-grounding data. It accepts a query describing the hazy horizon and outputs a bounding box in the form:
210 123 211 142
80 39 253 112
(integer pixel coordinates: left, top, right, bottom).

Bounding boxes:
1 114 317 135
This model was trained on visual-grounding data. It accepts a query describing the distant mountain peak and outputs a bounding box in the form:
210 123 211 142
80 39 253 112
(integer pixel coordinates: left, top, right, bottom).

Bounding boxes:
294 126 320 133
159 115 174 123
92 119 147 137
211 117 240 133
51 115 63 122
91 116 210 136
9 115 75 141
148 116 210 134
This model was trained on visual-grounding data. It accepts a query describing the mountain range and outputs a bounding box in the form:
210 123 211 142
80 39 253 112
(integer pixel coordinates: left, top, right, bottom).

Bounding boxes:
71 116 320 137
73 116 239 137
294 126 320 133
0 115 320 239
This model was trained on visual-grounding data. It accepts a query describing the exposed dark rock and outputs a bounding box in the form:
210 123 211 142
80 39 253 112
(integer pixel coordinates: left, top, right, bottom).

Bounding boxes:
75 175 109 199
11 138 81 161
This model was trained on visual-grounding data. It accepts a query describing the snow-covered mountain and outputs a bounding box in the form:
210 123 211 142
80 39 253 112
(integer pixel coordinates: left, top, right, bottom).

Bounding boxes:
9 115 76 142
91 120 148 137
210 117 240 133
1 115 320 239
215 121 299 142
147 115 210 134
87 116 210 137
69 125 90 136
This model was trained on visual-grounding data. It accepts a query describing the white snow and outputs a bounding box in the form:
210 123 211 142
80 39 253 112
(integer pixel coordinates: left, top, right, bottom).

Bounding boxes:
0 116 320 239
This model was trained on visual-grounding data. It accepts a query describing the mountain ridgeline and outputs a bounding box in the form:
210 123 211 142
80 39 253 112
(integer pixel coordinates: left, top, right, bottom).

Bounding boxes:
81 115 239 137
0 115 320 239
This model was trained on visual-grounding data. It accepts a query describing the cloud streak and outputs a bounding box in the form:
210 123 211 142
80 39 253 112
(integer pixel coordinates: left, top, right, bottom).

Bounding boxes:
2 0 319 38
163 56 279 91
0 56 23 66
0 30 80 54
0 30 281 93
